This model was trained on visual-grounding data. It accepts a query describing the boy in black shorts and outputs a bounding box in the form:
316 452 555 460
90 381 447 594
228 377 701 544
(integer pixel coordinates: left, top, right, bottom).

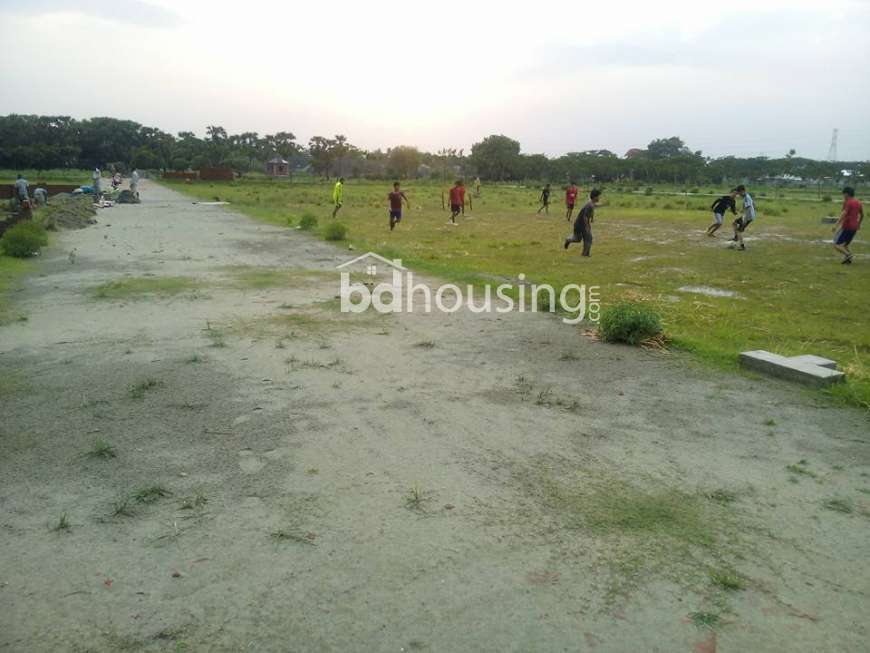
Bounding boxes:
564 189 601 256
537 184 551 214
388 181 409 231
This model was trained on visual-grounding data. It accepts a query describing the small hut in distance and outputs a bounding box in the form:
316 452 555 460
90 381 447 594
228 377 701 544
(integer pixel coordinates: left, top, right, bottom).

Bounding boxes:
265 156 289 177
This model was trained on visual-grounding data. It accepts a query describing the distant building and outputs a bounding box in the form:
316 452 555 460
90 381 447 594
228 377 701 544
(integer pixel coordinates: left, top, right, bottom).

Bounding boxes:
624 148 645 159
266 156 289 176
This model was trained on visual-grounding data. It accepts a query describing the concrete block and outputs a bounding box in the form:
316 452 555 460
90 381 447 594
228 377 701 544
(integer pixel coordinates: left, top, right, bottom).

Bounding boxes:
789 354 838 369
739 350 846 387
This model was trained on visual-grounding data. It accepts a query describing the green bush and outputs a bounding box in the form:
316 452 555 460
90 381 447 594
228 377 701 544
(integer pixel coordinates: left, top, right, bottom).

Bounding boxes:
298 212 318 230
644 187 654 195
821 195 832 203
1 221 48 258
599 301 663 345
323 221 347 241
286 215 295 227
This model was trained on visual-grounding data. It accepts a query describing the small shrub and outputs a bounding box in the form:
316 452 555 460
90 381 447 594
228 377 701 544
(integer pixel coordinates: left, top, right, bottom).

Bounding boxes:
1 222 48 257
821 194 832 203
298 212 318 230
644 187 653 195
286 215 295 227
323 222 347 241
599 301 663 345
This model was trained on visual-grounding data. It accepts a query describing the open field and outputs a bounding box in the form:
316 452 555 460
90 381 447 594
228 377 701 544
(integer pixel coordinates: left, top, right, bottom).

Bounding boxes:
163 177 870 408
1 179 868 651
0 169 93 184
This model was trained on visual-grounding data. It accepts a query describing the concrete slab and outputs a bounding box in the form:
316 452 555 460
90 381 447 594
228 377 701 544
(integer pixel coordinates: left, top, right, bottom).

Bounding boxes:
739 350 846 387
790 354 838 369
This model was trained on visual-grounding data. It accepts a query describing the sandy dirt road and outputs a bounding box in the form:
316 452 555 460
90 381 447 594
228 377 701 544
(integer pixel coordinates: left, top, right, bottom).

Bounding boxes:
1 181 868 652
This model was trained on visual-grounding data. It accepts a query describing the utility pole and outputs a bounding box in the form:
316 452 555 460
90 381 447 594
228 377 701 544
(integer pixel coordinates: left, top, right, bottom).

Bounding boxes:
827 128 838 162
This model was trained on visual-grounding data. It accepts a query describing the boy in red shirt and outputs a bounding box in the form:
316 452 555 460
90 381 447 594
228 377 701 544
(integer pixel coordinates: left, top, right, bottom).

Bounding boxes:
448 180 464 225
565 181 579 221
388 181 409 231
833 186 863 264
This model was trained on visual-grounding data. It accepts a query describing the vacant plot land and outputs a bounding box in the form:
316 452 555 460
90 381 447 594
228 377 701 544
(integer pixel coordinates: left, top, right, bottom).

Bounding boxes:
164 177 870 408
1 180 868 652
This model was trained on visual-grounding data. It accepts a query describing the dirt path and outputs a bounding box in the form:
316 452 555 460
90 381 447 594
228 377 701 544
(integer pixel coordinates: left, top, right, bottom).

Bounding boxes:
1 181 868 652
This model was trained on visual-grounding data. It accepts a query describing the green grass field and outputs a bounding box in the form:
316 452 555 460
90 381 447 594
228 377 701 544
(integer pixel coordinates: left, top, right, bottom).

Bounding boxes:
0 169 92 184
146 178 870 407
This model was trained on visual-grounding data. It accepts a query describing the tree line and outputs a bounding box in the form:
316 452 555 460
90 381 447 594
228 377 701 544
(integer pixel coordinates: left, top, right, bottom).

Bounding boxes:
0 114 865 185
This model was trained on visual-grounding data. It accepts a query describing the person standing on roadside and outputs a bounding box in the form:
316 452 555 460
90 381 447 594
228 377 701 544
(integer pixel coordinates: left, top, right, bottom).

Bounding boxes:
92 167 102 202
130 169 140 199
14 174 29 206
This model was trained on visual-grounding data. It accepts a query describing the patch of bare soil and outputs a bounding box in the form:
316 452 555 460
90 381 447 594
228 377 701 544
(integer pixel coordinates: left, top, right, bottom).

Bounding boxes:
1 181 868 652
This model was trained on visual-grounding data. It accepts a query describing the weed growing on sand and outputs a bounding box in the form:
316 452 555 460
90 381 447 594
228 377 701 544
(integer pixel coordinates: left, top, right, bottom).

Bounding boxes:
128 378 162 399
133 485 171 504
763 418 776 426
270 529 316 545
413 340 436 349
704 489 737 505
709 568 744 591
786 460 817 479
92 276 200 300
179 490 207 510
52 512 72 532
559 352 579 361
185 354 205 363
87 438 116 459
515 375 534 395
112 497 136 518
404 485 431 512
822 498 853 514
690 611 721 629
535 387 553 406
204 321 227 348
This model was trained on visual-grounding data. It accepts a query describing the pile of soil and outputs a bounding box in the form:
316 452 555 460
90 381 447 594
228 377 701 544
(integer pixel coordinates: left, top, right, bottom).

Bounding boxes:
116 189 140 204
41 193 97 230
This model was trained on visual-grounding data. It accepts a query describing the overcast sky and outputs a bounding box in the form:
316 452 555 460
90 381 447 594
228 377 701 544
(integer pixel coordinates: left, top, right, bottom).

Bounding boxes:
2 0 869 160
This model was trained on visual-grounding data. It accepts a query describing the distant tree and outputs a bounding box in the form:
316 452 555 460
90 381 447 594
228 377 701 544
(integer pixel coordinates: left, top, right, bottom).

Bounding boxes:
387 146 421 178
131 145 160 170
470 135 521 180
646 136 691 160
308 136 336 179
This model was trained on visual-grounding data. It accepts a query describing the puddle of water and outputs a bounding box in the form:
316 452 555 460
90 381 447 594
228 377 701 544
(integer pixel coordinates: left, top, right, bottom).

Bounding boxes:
677 285 742 298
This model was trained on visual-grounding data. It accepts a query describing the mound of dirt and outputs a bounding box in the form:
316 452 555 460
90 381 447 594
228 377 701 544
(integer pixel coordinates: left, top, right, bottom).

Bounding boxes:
41 193 97 230
116 190 141 204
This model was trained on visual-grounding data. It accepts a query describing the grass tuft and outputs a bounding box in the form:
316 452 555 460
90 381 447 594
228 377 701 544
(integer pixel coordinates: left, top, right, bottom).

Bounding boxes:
133 485 171 504
128 378 162 399
52 512 72 532
87 438 116 459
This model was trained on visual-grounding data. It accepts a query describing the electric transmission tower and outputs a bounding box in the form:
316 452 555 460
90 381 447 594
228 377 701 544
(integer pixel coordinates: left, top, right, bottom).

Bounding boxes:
827 128 838 162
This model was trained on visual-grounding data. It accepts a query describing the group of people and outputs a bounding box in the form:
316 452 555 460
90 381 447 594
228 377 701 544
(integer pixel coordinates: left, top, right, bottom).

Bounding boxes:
326 177 862 263
14 169 140 206
706 184 863 262
706 184 755 250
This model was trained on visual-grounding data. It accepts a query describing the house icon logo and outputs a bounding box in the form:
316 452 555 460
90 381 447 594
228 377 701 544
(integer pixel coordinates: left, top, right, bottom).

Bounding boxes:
336 252 407 283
